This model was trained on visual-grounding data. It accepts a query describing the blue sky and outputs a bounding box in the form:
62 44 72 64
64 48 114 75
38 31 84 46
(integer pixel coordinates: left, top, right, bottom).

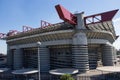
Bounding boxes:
0 0 120 54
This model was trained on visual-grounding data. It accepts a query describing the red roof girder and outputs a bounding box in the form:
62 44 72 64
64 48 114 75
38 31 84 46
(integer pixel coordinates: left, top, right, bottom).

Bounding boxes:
0 33 6 38
41 20 52 28
23 26 34 32
7 30 20 36
84 9 119 25
55 4 77 25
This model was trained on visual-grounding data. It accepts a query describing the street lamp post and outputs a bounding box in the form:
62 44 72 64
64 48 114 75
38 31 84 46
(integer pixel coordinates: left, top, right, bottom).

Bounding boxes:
37 42 41 80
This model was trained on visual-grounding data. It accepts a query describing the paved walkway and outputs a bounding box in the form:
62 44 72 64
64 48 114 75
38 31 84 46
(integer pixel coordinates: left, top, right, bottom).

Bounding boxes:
77 68 120 80
77 70 109 76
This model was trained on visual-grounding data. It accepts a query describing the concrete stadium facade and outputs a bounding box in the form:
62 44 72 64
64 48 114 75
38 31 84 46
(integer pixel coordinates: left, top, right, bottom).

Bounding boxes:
6 12 117 74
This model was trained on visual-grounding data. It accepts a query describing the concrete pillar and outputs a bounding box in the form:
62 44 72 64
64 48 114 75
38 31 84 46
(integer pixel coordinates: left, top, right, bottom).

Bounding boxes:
113 47 117 62
13 48 23 69
75 12 86 29
39 46 50 72
72 32 89 72
102 44 114 66
7 45 13 68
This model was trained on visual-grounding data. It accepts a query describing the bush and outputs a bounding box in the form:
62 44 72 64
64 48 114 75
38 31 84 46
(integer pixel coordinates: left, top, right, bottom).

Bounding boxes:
60 74 75 80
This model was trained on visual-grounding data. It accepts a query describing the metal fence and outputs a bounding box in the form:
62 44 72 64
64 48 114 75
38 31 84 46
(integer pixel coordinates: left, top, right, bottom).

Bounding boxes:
0 72 120 80
0 72 49 80
77 73 120 80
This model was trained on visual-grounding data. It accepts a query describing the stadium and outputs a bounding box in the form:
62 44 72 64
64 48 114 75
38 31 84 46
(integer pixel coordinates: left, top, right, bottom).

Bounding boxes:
0 4 119 80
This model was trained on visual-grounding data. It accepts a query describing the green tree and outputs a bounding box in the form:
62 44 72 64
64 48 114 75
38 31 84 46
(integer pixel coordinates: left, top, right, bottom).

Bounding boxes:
60 74 75 80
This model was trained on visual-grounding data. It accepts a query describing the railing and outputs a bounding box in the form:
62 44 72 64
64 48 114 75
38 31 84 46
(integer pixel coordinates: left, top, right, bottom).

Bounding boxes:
77 73 120 80
0 72 50 80
0 72 120 80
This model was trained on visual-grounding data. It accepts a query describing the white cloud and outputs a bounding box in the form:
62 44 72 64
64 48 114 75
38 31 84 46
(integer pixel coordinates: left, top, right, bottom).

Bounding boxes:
113 17 120 35
113 17 120 50
113 17 120 23
113 38 120 50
